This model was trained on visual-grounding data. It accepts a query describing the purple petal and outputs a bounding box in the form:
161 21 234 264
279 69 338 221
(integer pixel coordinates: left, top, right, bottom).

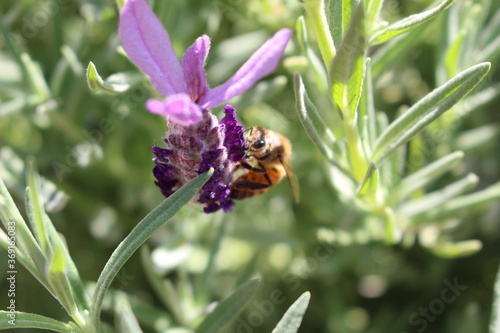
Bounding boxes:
199 28 293 108
183 35 210 103
146 94 203 126
220 105 245 162
119 0 186 96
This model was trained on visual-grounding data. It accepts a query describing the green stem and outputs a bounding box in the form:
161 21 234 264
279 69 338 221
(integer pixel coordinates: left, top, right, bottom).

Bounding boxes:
344 119 368 183
302 0 336 69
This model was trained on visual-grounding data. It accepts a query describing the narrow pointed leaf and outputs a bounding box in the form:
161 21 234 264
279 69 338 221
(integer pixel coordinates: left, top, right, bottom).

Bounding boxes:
357 163 378 198
326 0 344 47
294 72 336 160
479 7 500 47
0 176 46 272
394 151 464 201
26 162 90 310
91 170 213 328
87 62 140 95
371 23 428 79
0 311 74 332
294 73 351 174
429 240 482 258
47 238 78 316
401 173 479 218
444 31 466 78
271 292 311 333
370 0 457 45
371 62 490 166
330 2 367 119
455 125 500 151
195 279 261 333
365 0 384 33
457 83 500 119
21 53 51 101
296 16 328 92
425 181 500 220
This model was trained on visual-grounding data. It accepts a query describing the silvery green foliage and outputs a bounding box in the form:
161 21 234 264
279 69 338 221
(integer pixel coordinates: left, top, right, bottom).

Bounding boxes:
295 0 499 257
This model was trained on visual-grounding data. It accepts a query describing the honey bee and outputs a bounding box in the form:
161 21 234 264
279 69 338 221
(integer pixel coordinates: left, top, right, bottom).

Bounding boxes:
230 127 300 203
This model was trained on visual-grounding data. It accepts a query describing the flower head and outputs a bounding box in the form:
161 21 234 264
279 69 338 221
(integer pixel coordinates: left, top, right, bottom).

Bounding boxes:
119 0 292 212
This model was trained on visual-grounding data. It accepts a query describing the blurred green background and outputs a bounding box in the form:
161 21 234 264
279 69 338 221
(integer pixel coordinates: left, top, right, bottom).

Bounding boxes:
1 0 500 332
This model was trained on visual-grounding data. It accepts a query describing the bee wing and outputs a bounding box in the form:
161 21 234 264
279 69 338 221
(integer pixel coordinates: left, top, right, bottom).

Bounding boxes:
280 157 300 203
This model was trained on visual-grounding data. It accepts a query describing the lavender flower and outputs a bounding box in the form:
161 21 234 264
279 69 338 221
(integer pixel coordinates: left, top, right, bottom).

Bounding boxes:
119 0 292 212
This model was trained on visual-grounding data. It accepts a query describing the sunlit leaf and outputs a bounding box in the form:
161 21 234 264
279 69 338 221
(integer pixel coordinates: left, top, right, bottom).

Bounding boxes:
91 170 213 328
371 63 490 166
329 2 367 119
400 173 478 218
394 151 464 202
271 292 311 333
370 0 457 45
86 62 141 95
429 240 482 258
0 311 74 332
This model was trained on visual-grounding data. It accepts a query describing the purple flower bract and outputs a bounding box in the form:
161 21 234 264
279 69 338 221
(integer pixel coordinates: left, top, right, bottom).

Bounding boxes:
119 0 291 212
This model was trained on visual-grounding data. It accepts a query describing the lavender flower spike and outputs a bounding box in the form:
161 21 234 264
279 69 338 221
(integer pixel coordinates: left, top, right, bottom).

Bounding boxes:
119 0 292 212
119 0 292 126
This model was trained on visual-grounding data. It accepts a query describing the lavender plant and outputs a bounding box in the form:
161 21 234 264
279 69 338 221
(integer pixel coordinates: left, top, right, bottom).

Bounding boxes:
294 0 500 256
1 0 500 332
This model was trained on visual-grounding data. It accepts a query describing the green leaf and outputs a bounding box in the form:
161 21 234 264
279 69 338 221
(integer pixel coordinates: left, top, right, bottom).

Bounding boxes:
25 161 90 311
0 311 74 332
424 181 500 220
490 265 500 333
46 237 79 317
479 7 500 48
456 83 500 119
21 53 51 101
370 23 429 79
0 175 46 275
444 31 466 79
86 62 141 95
370 0 457 45
293 72 336 156
91 170 213 329
61 45 84 77
394 151 464 202
364 0 384 34
455 125 500 152
329 2 367 119
296 16 328 92
429 240 482 258
326 0 343 47
25 168 49 252
400 173 479 218
370 62 490 166
302 0 336 68
357 163 378 198
293 73 351 174
358 65 376 149
195 279 261 333
271 291 311 333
